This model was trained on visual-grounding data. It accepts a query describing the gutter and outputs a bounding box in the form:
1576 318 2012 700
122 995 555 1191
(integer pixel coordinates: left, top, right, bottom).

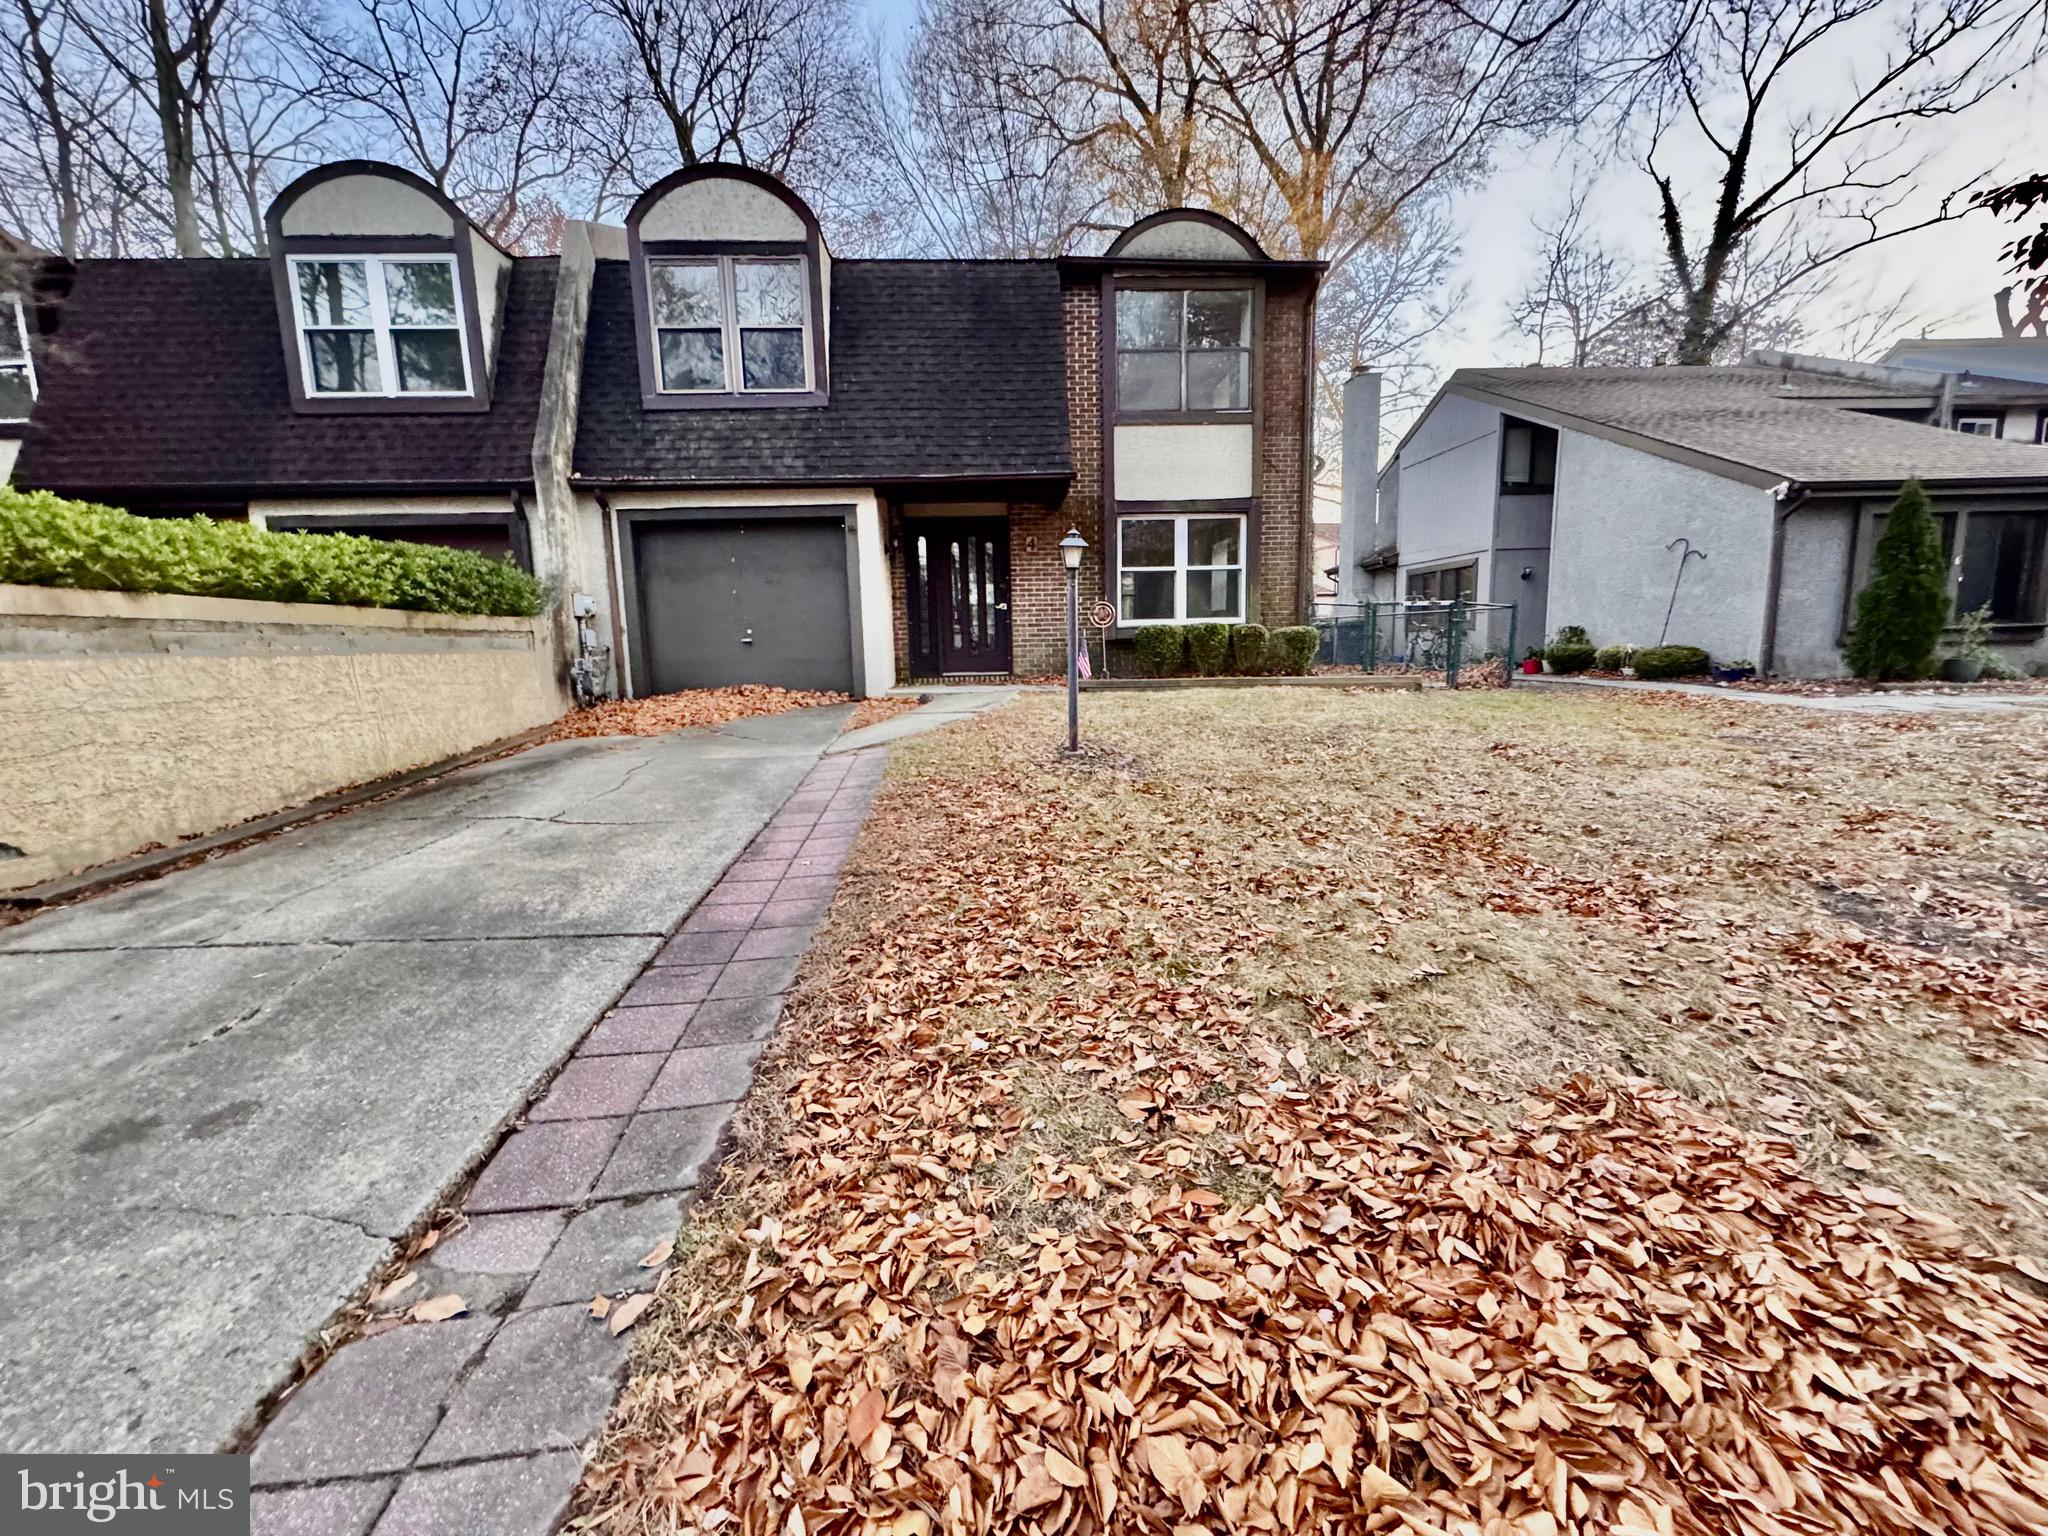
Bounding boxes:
1759 480 1810 676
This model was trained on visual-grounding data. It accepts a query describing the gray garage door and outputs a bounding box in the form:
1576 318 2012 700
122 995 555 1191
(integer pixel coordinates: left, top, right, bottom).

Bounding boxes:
632 516 855 695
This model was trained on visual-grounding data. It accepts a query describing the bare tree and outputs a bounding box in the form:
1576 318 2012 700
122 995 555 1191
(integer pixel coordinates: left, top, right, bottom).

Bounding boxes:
64 0 237 255
1509 180 1664 364
591 0 860 177
1197 0 1592 266
853 0 1106 257
1615 0 2044 364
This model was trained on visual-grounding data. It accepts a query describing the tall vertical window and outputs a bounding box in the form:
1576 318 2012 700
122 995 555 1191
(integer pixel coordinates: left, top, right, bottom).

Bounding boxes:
1500 419 1557 490
1115 288 1252 413
289 255 469 397
1118 513 1245 623
649 255 809 394
1 294 36 419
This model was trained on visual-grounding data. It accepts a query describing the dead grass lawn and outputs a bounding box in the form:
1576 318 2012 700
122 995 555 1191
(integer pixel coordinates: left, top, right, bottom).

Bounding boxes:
582 689 2048 1536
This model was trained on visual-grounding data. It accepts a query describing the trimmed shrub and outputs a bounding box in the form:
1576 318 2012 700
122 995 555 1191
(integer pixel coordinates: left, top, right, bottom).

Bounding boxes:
1633 644 1711 679
1268 624 1319 675
1133 623 1188 677
1553 623 1591 645
1231 622 1269 674
0 487 544 617
1846 478 1947 680
1186 622 1231 675
1593 644 1632 672
1546 641 1596 673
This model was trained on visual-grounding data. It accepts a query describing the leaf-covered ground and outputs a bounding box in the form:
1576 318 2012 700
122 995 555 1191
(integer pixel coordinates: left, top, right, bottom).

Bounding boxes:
579 689 2048 1535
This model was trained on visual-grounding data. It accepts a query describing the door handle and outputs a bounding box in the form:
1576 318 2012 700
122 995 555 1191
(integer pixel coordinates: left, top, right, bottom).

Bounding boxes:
740 629 754 645
995 603 1009 612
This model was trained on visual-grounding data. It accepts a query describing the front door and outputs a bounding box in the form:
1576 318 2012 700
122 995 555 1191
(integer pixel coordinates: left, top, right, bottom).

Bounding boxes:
913 520 1012 676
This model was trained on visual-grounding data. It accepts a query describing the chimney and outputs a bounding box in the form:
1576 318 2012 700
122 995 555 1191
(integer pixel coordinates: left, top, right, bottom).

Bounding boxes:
1336 365 1382 606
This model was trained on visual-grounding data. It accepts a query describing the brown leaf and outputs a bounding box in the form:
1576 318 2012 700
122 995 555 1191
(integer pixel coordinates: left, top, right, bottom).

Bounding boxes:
639 1237 675 1269
607 1291 653 1335
409 1293 466 1323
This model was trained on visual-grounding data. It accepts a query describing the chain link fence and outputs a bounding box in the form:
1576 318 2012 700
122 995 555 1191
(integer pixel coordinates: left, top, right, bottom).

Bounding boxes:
1311 600 1522 688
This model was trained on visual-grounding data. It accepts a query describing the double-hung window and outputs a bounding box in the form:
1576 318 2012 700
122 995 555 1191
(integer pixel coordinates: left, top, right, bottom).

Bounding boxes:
290 255 469 397
648 255 809 394
1115 288 1252 413
1118 513 1245 624
1 294 36 419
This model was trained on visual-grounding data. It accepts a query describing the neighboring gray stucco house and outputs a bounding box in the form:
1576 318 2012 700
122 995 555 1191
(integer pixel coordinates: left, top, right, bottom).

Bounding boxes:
1356 356 2048 677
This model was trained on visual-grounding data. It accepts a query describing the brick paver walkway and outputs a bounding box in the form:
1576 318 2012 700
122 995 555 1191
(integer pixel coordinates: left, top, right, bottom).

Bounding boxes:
247 747 889 1536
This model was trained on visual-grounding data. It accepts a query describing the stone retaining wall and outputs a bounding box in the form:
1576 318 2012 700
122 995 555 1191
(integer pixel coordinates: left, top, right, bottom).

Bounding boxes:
0 584 567 892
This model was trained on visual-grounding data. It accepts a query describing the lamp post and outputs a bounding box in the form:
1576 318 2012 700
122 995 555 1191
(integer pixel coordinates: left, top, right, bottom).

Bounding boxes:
1059 528 1087 755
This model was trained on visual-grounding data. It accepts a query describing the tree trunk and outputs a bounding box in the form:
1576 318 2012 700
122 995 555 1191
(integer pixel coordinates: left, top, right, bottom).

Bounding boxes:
145 0 205 256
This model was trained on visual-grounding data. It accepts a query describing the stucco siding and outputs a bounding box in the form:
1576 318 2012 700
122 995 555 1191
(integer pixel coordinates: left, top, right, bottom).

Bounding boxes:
1547 429 1775 661
278 173 455 238
638 180 807 243
1116 221 1257 261
1773 502 1856 677
1113 423 1254 502
1393 393 1500 573
0 584 564 891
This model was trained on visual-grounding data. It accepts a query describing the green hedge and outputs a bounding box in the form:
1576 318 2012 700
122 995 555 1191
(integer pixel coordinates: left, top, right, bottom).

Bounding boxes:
1231 623 1269 674
1133 624 1187 676
1186 622 1231 675
1546 641 1596 673
1267 624 1319 676
0 488 544 617
1632 644 1710 680
1593 644 1631 672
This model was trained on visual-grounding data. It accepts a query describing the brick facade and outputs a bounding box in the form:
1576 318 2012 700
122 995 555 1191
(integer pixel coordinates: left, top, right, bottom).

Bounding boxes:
888 260 1314 681
1255 278 1313 626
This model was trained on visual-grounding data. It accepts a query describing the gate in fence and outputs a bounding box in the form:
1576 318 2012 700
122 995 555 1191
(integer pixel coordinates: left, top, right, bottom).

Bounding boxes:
1311 599 1520 689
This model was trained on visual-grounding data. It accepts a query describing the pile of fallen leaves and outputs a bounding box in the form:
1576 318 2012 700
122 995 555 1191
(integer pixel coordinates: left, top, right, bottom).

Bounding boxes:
549 685 850 740
581 700 2048 1536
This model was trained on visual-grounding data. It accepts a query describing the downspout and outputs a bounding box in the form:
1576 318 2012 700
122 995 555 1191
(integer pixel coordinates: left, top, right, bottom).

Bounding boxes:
595 488 629 697
1760 479 1809 677
1933 371 1955 428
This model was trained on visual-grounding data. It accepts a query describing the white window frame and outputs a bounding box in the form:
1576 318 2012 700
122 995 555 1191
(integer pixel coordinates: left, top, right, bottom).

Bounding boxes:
1117 512 1247 625
287 253 472 399
1 293 36 420
648 254 811 396
1954 413 2002 438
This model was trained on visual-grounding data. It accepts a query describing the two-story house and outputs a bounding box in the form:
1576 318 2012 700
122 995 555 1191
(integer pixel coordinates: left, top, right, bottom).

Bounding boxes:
3 161 1324 697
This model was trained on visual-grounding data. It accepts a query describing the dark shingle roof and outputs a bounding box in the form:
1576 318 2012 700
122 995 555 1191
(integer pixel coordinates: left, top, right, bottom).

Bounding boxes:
572 259 1071 485
1451 365 2048 488
12 257 556 497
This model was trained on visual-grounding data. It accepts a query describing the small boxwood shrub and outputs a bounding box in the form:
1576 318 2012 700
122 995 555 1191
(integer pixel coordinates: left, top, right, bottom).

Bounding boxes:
1133 623 1188 676
0 487 544 617
1268 624 1319 676
1546 641 1596 673
1553 623 1591 645
1231 622 1269 674
1593 644 1632 672
1186 622 1230 675
1632 644 1711 679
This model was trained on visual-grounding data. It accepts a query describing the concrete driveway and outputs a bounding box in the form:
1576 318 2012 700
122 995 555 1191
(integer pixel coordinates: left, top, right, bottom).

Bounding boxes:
0 705 849 1455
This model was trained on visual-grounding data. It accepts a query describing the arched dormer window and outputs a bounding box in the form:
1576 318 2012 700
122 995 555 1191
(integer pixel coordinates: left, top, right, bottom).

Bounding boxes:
625 165 829 410
264 162 509 414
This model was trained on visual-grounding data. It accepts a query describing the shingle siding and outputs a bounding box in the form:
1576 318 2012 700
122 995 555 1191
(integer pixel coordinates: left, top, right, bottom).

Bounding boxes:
572 260 1071 485
12 257 558 497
